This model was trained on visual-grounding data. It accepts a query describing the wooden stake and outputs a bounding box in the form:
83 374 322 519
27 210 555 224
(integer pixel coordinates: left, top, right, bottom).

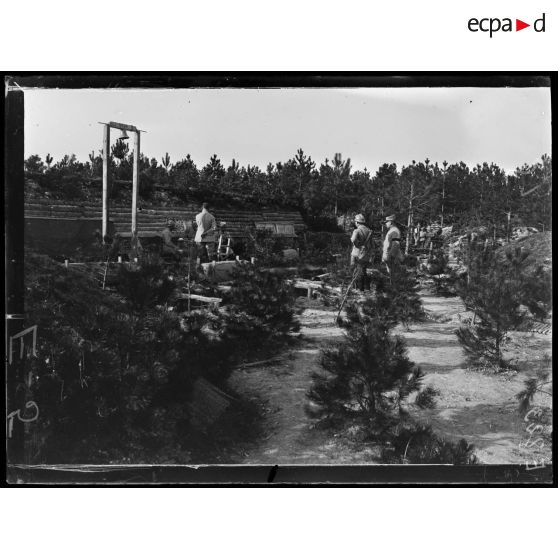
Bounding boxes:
335 266 360 323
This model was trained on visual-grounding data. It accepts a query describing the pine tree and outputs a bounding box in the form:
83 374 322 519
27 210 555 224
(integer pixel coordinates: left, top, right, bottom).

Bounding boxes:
515 354 552 414
375 264 424 328
307 298 423 424
161 152 172 174
456 245 550 369
218 263 300 353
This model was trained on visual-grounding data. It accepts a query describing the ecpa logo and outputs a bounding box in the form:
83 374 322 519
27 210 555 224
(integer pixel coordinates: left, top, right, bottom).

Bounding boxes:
468 13 546 37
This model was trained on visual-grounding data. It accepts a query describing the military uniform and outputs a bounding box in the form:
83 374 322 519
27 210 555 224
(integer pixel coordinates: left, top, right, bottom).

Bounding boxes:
161 225 182 261
195 207 217 263
350 216 373 291
382 216 404 274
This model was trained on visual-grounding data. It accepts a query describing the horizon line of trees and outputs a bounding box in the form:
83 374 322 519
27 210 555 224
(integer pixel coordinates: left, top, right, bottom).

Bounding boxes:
25 147 552 233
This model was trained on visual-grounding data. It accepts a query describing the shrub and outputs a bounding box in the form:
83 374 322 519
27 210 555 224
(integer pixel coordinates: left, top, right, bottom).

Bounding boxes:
381 424 478 464
456 246 550 369
115 253 175 311
301 231 352 266
415 386 440 409
430 268 460 297
22 253 219 463
374 265 425 327
515 354 552 414
307 298 423 424
243 228 289 267
218 263 300 354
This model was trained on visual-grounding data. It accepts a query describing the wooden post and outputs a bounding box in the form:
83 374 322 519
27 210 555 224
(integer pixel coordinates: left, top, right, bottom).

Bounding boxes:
102 124 110 242
132 130 140 236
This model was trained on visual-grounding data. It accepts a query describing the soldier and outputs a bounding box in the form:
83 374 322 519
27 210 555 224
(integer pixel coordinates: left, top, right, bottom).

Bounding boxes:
161 219 183 262
419 226 427 248
194 202 217 263
382 214 404 275
413 223 421 246
350 213 374 291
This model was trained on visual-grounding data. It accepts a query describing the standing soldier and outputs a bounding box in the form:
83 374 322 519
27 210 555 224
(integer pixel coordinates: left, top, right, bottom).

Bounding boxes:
382 214 404 275
413 223 421 246
195 202 217 263
419 225 427 248
350 213 374 291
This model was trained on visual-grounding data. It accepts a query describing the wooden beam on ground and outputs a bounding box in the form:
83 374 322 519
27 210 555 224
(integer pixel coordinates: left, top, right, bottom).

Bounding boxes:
215 285 233 293
177 294 222 307
293 280 323 298
291 279 342 298
236 357 284 369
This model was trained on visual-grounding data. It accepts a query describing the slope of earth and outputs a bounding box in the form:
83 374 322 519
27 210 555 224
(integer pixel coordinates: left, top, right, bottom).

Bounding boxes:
496 231 552 272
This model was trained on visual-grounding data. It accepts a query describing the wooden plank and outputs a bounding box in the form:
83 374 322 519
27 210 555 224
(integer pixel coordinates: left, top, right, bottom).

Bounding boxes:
177 293 222 305
108 121 139 133
25 216 103 222
293 280 322 289
117 231 163 239
293 280 322 299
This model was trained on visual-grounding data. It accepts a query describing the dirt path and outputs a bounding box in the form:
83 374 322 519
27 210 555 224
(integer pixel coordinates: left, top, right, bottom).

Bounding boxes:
229 293 552 465
229 300 379 464
402 294 552 465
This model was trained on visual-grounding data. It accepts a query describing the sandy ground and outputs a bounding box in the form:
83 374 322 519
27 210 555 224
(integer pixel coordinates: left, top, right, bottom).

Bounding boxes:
229 301 379 463
404 295 552 465
229 293 552 465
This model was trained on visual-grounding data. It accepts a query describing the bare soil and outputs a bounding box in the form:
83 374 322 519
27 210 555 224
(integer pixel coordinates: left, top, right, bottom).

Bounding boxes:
403 294 552 465
228 293 552 465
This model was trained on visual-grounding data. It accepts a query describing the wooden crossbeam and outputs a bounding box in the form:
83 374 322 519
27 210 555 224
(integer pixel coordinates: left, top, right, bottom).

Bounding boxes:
107 121 139 132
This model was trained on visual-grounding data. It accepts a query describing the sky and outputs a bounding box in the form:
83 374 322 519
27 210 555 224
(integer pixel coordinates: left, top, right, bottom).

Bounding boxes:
23 87 551 173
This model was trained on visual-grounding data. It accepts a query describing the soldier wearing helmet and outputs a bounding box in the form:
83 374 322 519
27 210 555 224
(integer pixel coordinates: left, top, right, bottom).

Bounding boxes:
382 214 404 275
350 213 374 292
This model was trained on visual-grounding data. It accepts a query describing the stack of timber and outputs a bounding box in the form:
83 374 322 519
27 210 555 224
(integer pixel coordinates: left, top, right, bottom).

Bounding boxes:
24 199 305 240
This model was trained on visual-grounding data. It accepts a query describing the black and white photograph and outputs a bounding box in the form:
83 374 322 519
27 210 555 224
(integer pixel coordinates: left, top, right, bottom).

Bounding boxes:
5 75 553 484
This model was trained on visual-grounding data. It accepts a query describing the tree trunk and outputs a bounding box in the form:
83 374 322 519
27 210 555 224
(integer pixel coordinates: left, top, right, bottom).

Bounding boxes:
441 176 445 227
406 182 414 255
495 324 501 366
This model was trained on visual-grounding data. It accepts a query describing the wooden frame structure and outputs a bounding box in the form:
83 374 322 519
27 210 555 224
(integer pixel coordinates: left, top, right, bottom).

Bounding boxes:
100 121 143 242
